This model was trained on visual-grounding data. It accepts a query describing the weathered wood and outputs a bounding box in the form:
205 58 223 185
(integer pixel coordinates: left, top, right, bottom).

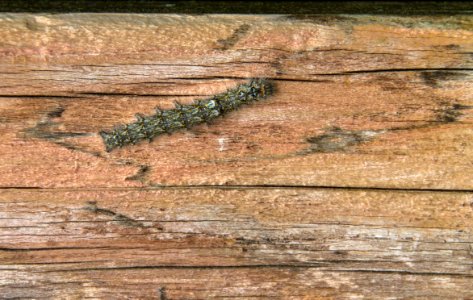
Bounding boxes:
3 268 473 299
0 188 472 298
0 12 472 298
0 14 472 189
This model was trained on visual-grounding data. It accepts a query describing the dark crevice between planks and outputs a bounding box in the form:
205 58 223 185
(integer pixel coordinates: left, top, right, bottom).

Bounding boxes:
134 185 473 194
36 264 333 273
76 92 207 97
312 67 473 76
40 265 473 278
0 95 84 99
1 1 472 15
1 185 472 193
163 68 473 81
2 69 471 98
0 246 120 252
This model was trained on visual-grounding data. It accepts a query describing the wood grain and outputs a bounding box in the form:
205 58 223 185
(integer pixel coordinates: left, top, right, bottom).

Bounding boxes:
1 188 472 298
0 13 472 298
0 14 472 189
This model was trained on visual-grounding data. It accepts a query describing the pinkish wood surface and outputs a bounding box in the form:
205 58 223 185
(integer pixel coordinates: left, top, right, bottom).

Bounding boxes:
0 13 472 299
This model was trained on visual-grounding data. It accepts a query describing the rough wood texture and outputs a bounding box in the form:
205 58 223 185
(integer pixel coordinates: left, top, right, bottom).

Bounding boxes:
1 13 472 298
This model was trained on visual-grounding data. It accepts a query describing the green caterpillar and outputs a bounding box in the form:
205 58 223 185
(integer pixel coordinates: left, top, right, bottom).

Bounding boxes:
100 78 274 152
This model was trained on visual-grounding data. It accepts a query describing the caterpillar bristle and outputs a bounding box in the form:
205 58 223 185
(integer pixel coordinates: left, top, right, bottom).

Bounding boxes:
174 101 184 110
135 113 145 122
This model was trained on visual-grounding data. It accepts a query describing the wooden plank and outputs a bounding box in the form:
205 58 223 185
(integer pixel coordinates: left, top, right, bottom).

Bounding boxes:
1 188 472 272
2 268 473 299
0 14 472 189
1 12 473 299
0 188 472 297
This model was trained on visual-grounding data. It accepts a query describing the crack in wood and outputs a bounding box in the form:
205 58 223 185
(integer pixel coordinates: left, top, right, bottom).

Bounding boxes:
0 246 115 252
158 68 473 82
2 185 472 193
76 92 206 97
0 94 83 98
310 67 473 76
39 264 473 277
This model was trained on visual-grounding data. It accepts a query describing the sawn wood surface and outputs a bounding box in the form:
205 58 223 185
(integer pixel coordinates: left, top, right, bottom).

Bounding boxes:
0 13 472 299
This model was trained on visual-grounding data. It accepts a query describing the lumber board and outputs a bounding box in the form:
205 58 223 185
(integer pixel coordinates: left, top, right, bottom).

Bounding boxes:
1 12 473 299
0 188 472 298
2 268 473 299
0 14 472 189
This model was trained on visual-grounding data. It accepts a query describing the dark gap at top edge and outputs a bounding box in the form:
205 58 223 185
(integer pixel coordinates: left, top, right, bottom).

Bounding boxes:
0 1 472 15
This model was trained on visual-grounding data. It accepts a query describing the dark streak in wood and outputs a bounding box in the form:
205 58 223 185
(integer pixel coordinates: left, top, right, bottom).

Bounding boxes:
421 70 469 87
434 102 464 123
125 165 151 183
84 201 146 228
303 127 379 154
158 287 167 300
23 105 89 140
20 105 105 157
216 24 251 50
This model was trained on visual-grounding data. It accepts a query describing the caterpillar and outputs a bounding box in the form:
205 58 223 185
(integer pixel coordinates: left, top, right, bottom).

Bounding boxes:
100 78 274 152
